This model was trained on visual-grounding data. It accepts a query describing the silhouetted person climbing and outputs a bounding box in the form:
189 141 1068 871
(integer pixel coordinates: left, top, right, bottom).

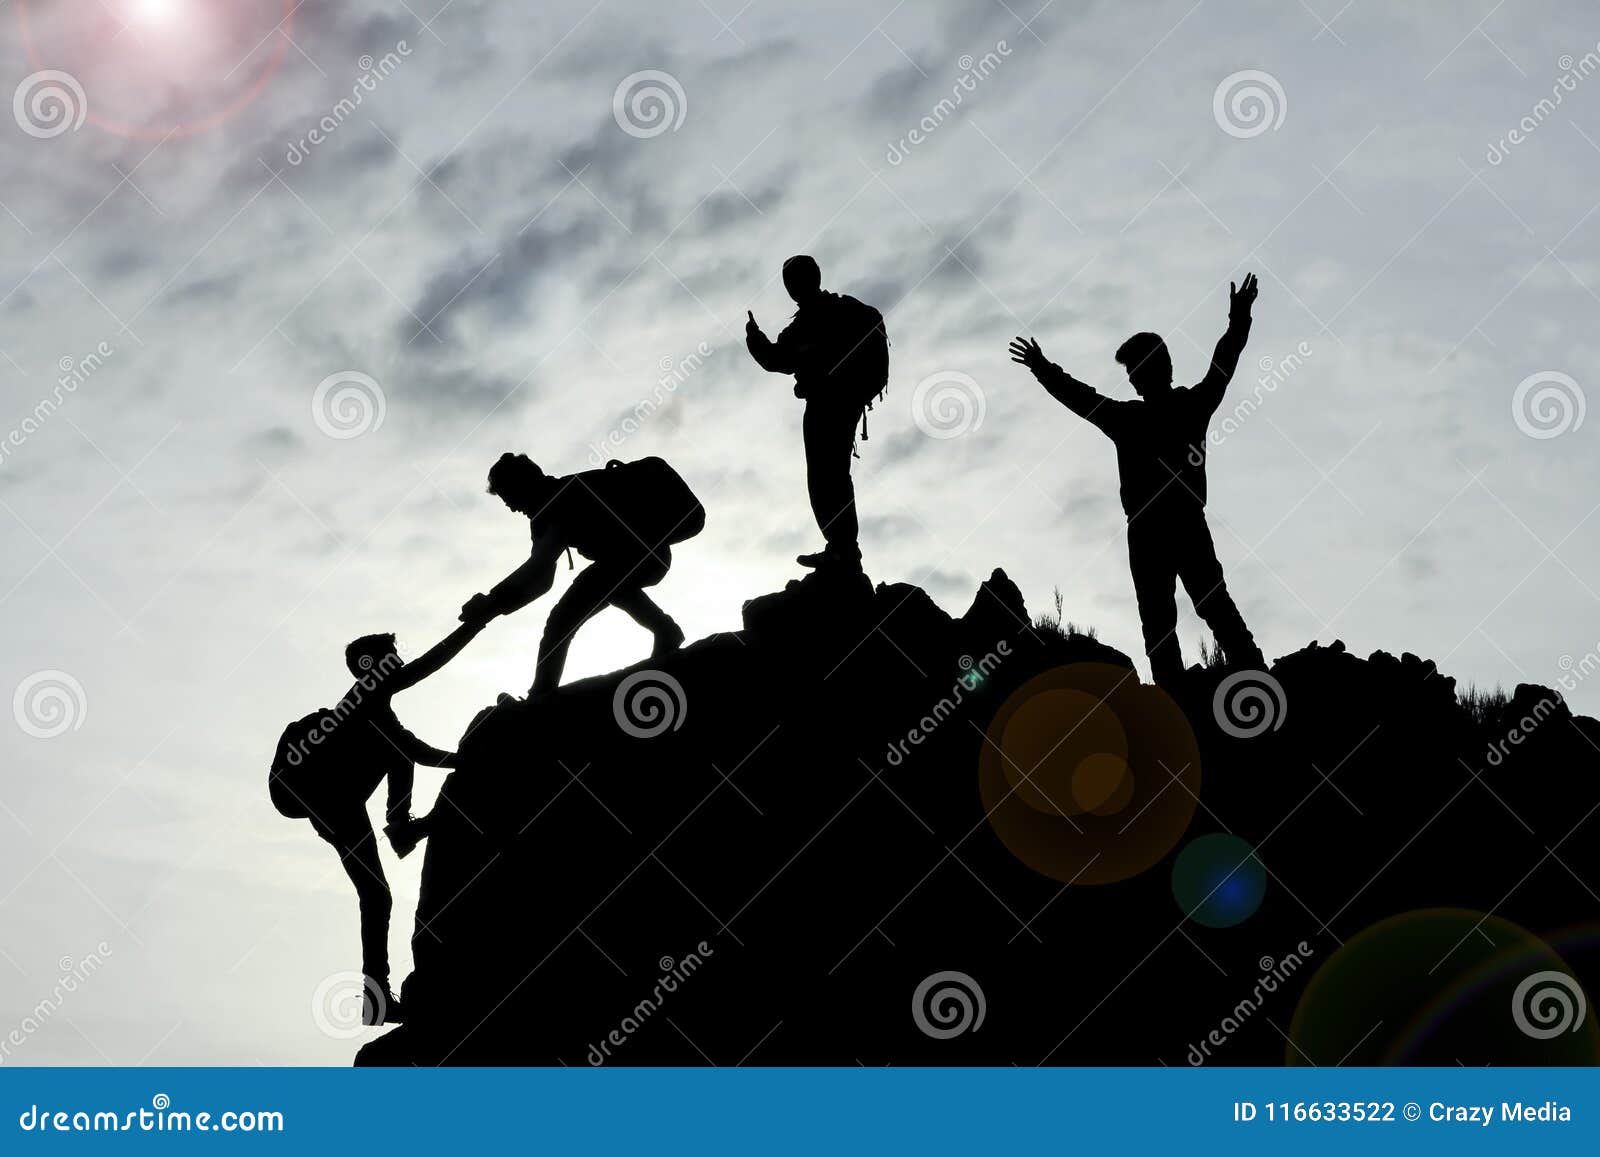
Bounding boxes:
461 453 703 695
269 621 483 1025
746 255 889 573
1010 273 1266 686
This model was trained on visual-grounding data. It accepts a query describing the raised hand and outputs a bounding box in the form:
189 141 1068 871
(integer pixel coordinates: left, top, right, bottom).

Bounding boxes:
459 591 493 624
745 309 762 339
1230 272 1258 318
1008 336 1049 375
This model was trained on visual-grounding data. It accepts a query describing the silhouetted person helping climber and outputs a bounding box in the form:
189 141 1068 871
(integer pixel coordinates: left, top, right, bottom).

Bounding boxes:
1011 273 1266 686
461 452 703 696
746 254 889 574
268 621 483 1025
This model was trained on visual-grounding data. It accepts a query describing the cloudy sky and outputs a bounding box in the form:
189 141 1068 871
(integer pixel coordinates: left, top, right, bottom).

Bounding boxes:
2 0 1598 1064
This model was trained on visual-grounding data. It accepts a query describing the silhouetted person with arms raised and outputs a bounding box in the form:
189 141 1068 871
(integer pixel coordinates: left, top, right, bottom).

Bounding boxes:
269 621 482 1024
1010 273 1266 686
746 255 889 573
461 452 703 695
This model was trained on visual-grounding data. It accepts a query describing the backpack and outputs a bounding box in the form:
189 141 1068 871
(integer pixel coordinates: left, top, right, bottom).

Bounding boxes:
833 295 890 443
268 706 349 819
552 456 706 558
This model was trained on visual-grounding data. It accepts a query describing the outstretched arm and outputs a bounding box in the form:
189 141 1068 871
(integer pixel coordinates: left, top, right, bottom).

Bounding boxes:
461 532 563 625
387 621 484 695
1009 337 1120 435
1193 272 1257 414
746 311 814 375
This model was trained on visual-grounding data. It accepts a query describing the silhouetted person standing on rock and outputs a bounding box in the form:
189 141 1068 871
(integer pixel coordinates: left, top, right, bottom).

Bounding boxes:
746 255 889 573
462 452 702 695
269 621 482 1025
1010 273 1266 686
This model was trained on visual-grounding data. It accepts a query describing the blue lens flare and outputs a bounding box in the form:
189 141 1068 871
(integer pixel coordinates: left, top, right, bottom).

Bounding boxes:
1171 833 1266 928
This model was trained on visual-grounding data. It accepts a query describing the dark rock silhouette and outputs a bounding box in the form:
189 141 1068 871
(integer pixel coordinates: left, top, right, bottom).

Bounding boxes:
355 574 1600 1066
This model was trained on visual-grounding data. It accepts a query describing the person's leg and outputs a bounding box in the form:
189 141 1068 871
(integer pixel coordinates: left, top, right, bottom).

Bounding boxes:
802 404 861 564
532 562 624 696
321 816 392 996
608 552 684 656
1176 516 1265 668
1128 519 1183 686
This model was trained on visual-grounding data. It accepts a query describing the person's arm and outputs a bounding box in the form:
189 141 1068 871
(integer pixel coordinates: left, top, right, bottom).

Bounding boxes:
1009 337 1122 435
386 621 484 695
746 311 816 375
1193 273 1257 414
461 530 563 625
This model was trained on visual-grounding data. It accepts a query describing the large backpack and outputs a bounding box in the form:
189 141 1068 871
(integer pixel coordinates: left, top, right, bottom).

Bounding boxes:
832 295 890 440
268 706 350 820
551 456 705 558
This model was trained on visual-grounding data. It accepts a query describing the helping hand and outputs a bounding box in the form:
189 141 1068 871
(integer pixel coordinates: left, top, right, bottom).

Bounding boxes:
459 592 493 624
1008 336 1049 375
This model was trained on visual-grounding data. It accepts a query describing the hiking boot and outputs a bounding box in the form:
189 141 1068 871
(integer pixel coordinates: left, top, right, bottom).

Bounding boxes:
651 620 686 659
796 549 830 569
363 980 404 1027
384 815 427 859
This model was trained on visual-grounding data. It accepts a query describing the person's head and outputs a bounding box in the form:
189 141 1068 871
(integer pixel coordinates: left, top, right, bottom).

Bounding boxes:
487 451 550 515
1115 332 1174 397
781 254 822 305
346 632 400 679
